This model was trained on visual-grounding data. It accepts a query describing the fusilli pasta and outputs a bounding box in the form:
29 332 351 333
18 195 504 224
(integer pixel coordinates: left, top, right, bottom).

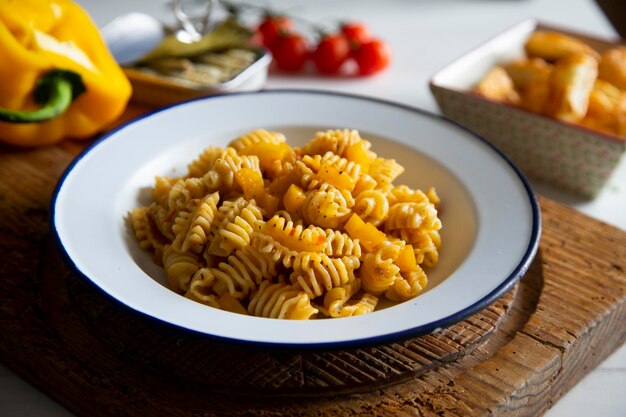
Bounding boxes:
130 128 443 320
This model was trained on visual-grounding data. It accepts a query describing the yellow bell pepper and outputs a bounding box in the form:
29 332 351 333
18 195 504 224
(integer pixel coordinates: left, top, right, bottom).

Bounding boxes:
344 213 387 252
0 0 131 146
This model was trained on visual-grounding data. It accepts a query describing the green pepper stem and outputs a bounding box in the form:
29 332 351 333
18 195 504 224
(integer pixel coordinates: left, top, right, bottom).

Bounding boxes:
0 70 85 124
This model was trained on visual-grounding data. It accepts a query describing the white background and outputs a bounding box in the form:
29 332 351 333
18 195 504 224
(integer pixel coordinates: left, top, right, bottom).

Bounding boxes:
1 0 625 416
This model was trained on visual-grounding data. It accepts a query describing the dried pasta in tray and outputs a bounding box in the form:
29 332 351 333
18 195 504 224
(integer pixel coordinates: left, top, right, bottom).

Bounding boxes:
130 128 442 319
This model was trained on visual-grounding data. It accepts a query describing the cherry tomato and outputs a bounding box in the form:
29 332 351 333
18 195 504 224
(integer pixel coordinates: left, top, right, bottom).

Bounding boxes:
250 30 264 47
341 22 371 45
313 34 350 74
258 16 293 47
271 33 309 72
354 38 391 76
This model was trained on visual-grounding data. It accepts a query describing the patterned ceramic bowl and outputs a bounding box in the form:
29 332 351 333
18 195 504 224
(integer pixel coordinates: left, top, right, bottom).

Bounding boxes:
430 19 626 198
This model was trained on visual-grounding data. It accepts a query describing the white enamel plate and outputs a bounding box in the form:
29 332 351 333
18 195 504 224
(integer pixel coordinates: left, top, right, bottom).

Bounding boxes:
52 90 540 348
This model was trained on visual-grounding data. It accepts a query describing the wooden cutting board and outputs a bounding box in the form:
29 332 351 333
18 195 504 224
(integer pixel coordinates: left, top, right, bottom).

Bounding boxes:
0 115 625 416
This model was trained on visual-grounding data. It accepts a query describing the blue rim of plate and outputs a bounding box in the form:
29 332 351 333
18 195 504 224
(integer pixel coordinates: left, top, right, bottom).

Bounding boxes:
50 89 541 350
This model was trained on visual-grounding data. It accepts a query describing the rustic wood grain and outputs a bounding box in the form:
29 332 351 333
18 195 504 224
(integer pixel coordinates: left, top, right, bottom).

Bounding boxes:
0 138 625 416
37 243 517 395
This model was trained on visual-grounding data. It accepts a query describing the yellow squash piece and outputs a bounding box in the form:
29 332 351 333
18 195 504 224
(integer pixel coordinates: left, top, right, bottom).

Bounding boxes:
234 167 278 216
256 192 279 217
396 244 417 272
345 213 386 252
235 167 264 200
283 184 307 214
0 0 131 146
344 140 371 173
317 162 357 191
239 141 293 172
217 293 248 315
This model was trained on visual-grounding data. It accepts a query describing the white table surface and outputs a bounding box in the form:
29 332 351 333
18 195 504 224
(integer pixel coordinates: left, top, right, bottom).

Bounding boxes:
2 0 625 416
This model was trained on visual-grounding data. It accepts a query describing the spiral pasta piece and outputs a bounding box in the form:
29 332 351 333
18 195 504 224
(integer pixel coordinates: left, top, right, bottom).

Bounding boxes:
162 245 202 293
369 157 405 187
210 256 256 299
185 268 220 308
131 208 152 251
321 280 357 316
252 234 296 267
290 252 360 297
171 192 220 254
300 154 323 171
266 159 296 182
385 267 428 302
186 146 225 178
386 185 431 206
203 147 261 193
229 129 293 173
294 159 320 191
220 147 262 172
167 177 207 211
323 229 362 258
233 245 278 285
416 230 441 268
256 214 327 254
353 189 390 226
385 192 441 262
130 207 167 255
148 202 175 240
319 151 362 178
359 240 404 294
152 176 176 207
400 198 441 231
248 281 318 319
302 152 361 178
389 185 440 209
426 187 440 207
187 245 278 302
392 228 441 268
384 202 427 231
218 201 263 254
273 210 303 225
205 197 258 257
302 186 353 229
352 173 378 197
299 129 364 157
322 280 379 318
306 152 362 192
229 128 286 152
298 154 362 194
